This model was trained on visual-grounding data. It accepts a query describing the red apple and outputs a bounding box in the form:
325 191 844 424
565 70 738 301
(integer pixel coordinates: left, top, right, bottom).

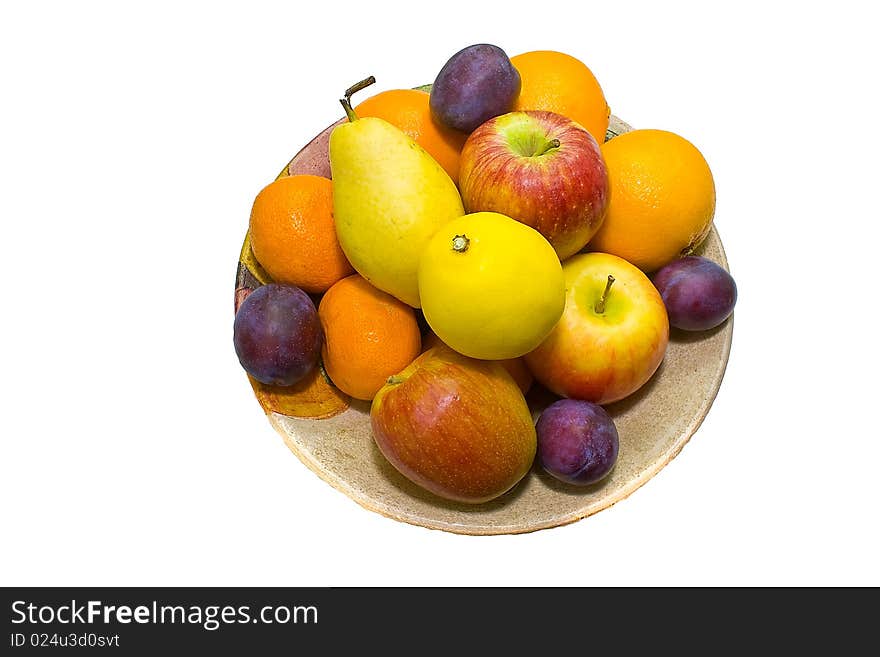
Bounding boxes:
370 346 536 504
458 110 609 260
523 252 669 405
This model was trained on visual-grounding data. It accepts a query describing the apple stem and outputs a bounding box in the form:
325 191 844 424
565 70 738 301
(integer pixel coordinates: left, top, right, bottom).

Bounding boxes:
452 234 470 253
535 138 561 157
339 76 376 122
595 275 615 314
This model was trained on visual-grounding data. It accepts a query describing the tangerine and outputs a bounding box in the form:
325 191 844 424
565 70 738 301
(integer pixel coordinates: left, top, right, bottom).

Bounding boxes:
421 330 533 396
318 274 422 401
248 174 353 293
354 88 467 182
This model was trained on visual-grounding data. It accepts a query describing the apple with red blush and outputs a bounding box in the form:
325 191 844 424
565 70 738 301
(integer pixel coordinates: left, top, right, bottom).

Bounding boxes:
524 252 669 405
458 110 609 260
370 346 536 504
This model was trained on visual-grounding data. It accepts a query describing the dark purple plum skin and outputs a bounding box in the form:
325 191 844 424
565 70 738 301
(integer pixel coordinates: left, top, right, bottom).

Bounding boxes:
233 284 323 386
429 43 521 133
536 399 620 486
652 256 737 331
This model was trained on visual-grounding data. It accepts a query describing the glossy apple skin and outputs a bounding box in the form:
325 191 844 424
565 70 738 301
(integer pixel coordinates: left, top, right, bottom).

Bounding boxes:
458 110 609 260
370 347 537 504
524 252 669 405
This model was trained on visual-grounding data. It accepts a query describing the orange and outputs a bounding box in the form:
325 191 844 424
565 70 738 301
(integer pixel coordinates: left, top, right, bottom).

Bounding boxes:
588 129 716 273
248 174 353 293
510 50 610 145
318 274 422 401
354 88 467 182
421 330 533 396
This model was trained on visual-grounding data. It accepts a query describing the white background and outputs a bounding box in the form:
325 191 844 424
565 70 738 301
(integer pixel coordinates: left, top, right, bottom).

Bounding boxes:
2 1 878 587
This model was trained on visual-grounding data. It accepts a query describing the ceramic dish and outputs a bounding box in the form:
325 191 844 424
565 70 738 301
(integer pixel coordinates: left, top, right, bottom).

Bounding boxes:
234 113 733 535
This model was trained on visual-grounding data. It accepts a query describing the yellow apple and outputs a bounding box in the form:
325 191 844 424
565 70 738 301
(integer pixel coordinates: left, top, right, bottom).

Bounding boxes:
524 252 669 405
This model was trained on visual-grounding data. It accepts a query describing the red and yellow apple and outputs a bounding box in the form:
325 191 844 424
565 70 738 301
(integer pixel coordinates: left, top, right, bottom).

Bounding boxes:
458 110 609 260
524 252 669 405
370 346 536 504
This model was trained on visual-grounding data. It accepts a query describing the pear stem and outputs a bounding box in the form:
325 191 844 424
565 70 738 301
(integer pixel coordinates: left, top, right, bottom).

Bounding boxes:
535 138 561 157
595 275 615 314
452 234 470 253
339 76 376 122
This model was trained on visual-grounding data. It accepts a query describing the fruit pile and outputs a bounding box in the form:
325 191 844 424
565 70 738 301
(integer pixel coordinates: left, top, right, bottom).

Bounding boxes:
234 44 737 505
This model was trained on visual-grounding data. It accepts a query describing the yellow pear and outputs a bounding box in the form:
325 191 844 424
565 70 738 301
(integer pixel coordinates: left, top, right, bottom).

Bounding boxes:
329 77 465 308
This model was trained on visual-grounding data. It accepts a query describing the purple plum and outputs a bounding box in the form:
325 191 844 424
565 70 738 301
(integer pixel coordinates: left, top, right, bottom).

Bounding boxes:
233 283 323 386
652 256 737 331
536 399 619 486
429 43 521 133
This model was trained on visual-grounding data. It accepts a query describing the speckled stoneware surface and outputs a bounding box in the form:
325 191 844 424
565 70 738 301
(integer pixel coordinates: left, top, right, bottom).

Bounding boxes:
237 111 734 535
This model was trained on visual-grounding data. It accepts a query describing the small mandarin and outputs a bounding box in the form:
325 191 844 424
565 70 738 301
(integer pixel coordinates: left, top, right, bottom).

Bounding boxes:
318 274 422 401
354 88 468 182
421 330 533 395
248 174 353 293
